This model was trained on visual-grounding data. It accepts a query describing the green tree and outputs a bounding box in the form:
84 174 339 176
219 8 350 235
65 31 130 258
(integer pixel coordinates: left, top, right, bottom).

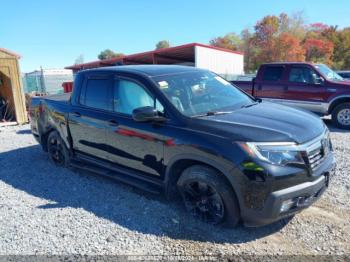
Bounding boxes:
322 27 350 69
98 49 124 60
155 40 170 50
278 12 307 40
240 29 259 72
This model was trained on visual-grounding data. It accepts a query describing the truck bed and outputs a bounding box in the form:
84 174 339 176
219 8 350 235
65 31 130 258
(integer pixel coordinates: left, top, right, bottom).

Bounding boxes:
43 92 71 102
29 93 71 139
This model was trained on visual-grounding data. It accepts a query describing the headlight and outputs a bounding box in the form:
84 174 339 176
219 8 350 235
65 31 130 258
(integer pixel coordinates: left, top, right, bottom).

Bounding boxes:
242 142 305 166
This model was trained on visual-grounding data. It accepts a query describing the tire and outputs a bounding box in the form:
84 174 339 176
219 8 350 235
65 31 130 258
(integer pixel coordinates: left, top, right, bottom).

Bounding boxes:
332 103 350 130
47 131 70 167
177 165 240 227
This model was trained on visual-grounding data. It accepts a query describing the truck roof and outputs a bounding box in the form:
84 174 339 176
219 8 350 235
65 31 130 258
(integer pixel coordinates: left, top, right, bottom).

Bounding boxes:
79 65 202 77
261 62 317 66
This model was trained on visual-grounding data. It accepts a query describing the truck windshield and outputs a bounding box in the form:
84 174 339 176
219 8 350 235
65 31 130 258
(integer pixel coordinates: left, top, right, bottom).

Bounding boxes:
315 64 344 82
152 71 253 117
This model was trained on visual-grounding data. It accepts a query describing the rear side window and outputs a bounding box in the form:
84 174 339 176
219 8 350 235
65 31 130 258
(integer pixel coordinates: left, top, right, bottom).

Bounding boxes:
81 77 112 110
262 66 284 81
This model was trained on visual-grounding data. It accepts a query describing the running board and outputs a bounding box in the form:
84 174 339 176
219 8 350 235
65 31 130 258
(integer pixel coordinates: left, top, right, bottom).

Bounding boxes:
70 159 163 194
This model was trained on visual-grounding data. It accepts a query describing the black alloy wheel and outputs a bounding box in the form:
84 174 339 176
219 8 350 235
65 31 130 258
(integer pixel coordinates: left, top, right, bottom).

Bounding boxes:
177 165 240 227
47 131 70 167
182 180 225 224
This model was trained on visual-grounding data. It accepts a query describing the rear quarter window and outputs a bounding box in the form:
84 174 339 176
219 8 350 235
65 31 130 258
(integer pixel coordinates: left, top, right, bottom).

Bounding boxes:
81 77 112 111
262 66 285 81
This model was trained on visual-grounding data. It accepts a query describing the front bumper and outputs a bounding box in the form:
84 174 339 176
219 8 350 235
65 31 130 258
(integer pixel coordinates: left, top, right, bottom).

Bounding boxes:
241 154 336 227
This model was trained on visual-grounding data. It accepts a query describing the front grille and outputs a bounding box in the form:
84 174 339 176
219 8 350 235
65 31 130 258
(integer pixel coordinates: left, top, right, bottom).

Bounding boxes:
307 146 325 170
306 133 331 171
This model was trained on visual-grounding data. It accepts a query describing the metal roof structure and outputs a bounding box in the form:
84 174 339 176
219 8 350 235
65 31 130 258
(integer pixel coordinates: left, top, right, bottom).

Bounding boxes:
0 48 21 59
66 43 243 73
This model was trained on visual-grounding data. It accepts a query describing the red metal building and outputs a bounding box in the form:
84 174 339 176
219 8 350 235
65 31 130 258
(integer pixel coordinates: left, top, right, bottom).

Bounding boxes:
66 42 244 75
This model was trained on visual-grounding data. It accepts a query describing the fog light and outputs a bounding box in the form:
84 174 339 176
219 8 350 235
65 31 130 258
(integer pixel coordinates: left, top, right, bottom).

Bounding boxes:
280 199 296 213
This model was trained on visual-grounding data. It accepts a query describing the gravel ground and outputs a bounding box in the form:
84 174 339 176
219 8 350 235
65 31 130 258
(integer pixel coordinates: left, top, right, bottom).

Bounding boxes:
0 122 349 258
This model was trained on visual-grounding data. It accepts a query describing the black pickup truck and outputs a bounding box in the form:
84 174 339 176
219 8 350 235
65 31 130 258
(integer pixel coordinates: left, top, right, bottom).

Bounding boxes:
30 65 336 227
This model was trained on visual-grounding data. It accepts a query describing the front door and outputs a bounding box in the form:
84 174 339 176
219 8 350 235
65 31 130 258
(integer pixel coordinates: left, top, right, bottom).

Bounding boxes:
283 65 327 114
104 77 166 177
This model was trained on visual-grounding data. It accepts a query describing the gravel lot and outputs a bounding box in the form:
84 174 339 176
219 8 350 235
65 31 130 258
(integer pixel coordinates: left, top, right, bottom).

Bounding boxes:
0 122 349 258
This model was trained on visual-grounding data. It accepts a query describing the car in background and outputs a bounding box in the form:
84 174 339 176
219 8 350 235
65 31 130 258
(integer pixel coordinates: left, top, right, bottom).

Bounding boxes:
337 71 350 81
231 63 350 129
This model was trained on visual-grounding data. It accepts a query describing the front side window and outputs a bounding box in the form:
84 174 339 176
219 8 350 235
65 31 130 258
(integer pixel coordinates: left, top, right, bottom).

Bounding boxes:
152 71 253 117
114 79 164 115
82 77 111 110
289 67 319 84
262 66 284 81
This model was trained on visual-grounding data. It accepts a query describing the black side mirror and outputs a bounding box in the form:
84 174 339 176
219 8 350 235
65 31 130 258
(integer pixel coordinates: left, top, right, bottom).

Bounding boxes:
132 106 166 122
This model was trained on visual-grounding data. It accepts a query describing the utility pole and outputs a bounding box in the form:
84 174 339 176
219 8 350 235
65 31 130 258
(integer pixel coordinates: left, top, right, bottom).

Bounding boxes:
40 66 46 93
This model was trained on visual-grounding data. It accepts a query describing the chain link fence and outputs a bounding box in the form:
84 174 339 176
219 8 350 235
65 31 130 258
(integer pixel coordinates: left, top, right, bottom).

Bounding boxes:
22 72 73 95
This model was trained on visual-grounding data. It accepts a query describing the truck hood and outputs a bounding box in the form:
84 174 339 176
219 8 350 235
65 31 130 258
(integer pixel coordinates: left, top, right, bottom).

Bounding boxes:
195 102 325 144
328 79 350 86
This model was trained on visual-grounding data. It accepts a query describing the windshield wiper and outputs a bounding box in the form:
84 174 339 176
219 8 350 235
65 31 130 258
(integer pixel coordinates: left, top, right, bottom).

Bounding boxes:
192 111 233 118
241 102 259 108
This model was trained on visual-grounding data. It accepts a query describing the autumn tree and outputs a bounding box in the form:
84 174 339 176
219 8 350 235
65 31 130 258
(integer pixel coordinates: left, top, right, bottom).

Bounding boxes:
303 23 334 65
98 49 124 60
213 12 349 71
272 33 305 62
210 33 242 51
303 38 334 65
155 40 170 50
253 15 281 64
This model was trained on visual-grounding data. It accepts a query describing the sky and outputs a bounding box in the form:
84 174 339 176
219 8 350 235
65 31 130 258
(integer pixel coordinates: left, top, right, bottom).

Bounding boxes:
1 0 349 72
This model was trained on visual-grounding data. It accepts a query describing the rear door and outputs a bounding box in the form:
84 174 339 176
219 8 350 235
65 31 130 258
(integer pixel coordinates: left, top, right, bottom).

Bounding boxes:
68 73 115 160
283 65 327 113
255 65 286 99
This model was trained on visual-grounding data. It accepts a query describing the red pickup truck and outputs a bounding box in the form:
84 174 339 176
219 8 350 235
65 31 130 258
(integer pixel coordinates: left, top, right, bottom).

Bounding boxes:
231 62 350 129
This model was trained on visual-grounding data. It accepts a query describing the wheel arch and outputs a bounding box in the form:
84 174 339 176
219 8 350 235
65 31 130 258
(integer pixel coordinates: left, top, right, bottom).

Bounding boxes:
328 96 350 114
39 127 56 152
164 154 241 206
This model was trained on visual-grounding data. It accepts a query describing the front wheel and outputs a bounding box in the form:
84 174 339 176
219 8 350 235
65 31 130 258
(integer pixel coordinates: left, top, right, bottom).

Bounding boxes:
47 131 70 167
332 103 350 130
177 165 240 227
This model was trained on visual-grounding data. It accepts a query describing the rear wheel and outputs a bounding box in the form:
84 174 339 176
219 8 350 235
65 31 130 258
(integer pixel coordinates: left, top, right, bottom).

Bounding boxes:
177 165 240 227
47 131 70 167
332 103 350 130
